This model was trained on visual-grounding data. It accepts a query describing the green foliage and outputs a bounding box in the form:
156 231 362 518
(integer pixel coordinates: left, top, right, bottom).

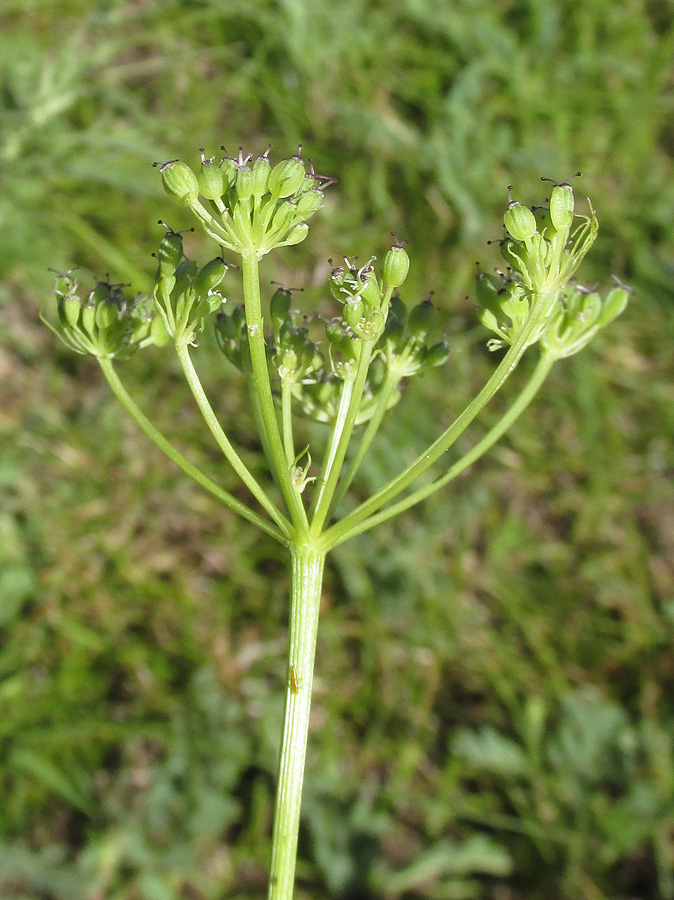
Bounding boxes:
453 690 674 897
2 0 674 898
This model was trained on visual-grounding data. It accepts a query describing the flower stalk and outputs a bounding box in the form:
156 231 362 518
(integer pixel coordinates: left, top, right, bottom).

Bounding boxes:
42 152 628 900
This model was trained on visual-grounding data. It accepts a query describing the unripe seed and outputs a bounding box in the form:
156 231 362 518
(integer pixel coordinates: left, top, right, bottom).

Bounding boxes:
425 340 450 367
214 311 237 343
549 183 575 231
280 348 298 374
598 287 629 326
383 316 404 345
300 345 319 371
198 159 226 201
231 306 246 331
344 298 364 329
276 320 291 346
271 201 296 235
298 174 318 194
475 271 500 310
81 303 96 335
269 157 306 198
329 271 346 303
533 205 554 235
408 299 434 339
173 259 197 297
270 288 292 328
337 333 357 362
504 201 537 241
578 292 602 330
157 231 184 271
296 189 324 218
251 156 271 196
195 258 227 296
89 281 111 305
359 272 381 309
287 328 307 357
63 294 82 329
219 156 238 188
95 301 118 329
235 165 254 202
158 160 199 206
383 245 410 288
388 294 407 323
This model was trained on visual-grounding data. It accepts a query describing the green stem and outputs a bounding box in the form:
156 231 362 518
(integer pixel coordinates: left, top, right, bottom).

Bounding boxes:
310 339 376 535
268 545 326 900
247 376 282 489
241 251 308 531
281 379 295 466
308 375 355 521
327 351 555 549
98 358 286 543
322 297 552 548
175 343 292 537
329 366 401 516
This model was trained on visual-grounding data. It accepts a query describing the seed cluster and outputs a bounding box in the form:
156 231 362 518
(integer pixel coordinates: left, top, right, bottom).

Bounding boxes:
155 146 334 257
215 255 449 427
153 227 227 347
43 151 628 415
476 182 628 355
41 272 166 359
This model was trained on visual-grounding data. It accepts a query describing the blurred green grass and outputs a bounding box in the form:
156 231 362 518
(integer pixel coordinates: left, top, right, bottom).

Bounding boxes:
1 0 674 898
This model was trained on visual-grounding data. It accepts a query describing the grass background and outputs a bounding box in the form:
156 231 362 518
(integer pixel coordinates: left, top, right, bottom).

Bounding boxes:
1 0 674 897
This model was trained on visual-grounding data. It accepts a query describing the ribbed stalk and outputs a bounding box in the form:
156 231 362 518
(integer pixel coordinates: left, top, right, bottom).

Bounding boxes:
268 546 326 900
98 358 285 543
327 350 556 548
241 250 308 531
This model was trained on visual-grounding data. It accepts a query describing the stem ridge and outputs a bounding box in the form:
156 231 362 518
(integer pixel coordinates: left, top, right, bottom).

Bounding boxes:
268 547 326 900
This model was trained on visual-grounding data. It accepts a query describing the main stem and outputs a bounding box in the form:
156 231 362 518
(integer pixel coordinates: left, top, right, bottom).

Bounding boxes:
268 545 326 900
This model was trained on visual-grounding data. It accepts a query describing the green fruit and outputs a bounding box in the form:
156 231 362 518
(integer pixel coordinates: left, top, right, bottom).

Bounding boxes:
195 258 227 296
251 155 272 197
504 201 537 241
156 231 184 272
270 288 292 328
383 245 410 288
235 165 255 202
269 157 306 198
549 183 574 231
158 160 199 205
408 299 434 339
198 157 226 201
